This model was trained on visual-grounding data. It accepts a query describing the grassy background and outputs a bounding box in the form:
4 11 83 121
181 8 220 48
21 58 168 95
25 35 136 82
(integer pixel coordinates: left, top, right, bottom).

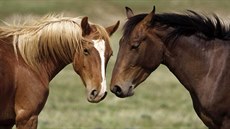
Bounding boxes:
0 0 229 129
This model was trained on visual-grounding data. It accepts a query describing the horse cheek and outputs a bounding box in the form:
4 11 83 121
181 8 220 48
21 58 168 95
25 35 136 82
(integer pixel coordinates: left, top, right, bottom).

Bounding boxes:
143 45 163 71
73 52 84 74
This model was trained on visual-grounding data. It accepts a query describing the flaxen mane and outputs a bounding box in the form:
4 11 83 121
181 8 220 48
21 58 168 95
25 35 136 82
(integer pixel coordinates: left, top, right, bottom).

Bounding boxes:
0 15 109 69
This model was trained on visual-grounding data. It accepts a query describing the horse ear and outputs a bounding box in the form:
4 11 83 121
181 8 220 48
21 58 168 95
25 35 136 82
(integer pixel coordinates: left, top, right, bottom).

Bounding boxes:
142 6 156 25
81 17 92 36
106 21 120 36
125 6 134 19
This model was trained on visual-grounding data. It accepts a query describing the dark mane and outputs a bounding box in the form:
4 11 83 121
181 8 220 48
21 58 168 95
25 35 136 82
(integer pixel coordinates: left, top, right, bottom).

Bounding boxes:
123 11 230 43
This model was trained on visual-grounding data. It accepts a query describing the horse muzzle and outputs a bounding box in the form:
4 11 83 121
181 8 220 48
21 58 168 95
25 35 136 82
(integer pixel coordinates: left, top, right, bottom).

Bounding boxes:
111 84 134 98
87 89 107 103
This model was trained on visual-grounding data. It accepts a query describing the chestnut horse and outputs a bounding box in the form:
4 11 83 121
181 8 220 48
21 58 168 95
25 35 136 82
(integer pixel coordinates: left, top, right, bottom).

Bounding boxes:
0 15 119 129
110 6 230 129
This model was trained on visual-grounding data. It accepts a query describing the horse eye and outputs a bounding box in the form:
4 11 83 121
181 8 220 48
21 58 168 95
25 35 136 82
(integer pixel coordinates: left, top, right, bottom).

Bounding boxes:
131 42 140 49
83 48 89 55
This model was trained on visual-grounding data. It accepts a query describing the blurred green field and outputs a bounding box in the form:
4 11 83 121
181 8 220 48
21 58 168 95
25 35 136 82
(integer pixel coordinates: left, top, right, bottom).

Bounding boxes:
0 0 229 129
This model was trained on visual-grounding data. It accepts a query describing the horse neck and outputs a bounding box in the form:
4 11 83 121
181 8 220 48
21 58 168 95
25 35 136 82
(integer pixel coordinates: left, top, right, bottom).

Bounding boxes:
162 35 220 91
39 58 69 81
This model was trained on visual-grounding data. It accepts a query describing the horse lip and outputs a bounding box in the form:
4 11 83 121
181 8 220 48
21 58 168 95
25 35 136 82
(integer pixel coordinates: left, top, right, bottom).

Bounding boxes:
117 91 134 98
127 85 135 96
127 89 134 97
101 91 107 100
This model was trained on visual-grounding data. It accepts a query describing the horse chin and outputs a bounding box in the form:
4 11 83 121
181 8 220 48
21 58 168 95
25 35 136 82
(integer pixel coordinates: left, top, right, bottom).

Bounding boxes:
120 91 134 98
87 91 107 103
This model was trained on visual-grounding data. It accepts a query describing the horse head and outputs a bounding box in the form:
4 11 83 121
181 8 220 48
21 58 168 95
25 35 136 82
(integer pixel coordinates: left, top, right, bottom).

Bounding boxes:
73 17 119 102
110 6 165 98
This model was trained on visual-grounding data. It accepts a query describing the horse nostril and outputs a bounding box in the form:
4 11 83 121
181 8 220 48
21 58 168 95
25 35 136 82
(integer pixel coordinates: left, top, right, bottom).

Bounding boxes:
90 89 98 99
112 85 122 96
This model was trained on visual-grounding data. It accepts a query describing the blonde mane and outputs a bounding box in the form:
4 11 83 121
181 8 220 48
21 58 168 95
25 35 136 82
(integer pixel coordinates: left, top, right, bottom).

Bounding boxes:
0 15 109 69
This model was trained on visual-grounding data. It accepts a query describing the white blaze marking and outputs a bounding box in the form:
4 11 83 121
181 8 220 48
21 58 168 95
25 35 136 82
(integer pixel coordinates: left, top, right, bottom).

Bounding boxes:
93 39 106 95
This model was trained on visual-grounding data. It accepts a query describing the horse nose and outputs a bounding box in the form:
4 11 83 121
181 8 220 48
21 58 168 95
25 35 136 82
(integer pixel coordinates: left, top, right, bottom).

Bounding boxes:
111 85 123 97
89 89 98 99
88 89 107 103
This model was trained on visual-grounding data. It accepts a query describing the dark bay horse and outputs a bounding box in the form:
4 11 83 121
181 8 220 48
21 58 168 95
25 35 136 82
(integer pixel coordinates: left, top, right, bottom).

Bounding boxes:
0 15 119 129
110 6 230 129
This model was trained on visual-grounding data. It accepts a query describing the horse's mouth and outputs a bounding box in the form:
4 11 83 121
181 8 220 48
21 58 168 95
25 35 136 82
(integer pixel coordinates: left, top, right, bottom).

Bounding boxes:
122 85 135 98
100 91 107 100
123 87 135 98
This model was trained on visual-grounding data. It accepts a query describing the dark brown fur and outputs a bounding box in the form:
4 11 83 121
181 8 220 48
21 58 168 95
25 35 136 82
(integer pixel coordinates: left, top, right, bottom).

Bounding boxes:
110 6 230 129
